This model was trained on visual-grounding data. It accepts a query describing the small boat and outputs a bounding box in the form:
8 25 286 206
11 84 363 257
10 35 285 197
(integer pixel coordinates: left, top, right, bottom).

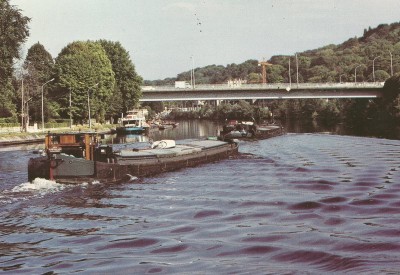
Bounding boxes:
158 121 179 130
116 109 149 134
28 132 239 184
219 120 284 140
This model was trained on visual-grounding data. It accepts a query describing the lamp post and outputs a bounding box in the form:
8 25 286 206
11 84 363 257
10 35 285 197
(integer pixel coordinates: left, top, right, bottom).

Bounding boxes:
87 83 99 129
339 74 345 83
389 50 393 76
288 57 292 87
190 56 195 89
354 65 362 83
69 90 72 128
295 53 299 87
21 77 24 132
41 78 54 132
373 56 380 82
190 56 193 88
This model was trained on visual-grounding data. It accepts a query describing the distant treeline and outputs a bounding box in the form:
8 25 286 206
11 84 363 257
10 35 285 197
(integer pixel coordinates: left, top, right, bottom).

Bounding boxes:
146 22 400 85
146 22 400 123
158 72 400 124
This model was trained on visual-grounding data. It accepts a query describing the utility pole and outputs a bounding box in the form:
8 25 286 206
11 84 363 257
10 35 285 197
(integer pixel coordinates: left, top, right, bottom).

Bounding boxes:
69 90 72 128
295 53 299 87
191 56 196 89
373 56 380 82
339 74 345 83
288 57 291 87
354 64 362 83
190 57 193 88
21 78 24 132
87 83 99 129
41 78 55 132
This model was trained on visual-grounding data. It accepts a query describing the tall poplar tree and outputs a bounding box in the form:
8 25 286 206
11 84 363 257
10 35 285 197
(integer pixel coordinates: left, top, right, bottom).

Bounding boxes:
23 42 54 122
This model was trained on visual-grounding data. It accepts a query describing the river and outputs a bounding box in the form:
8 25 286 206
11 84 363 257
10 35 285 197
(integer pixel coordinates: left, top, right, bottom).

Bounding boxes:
0 120 400 273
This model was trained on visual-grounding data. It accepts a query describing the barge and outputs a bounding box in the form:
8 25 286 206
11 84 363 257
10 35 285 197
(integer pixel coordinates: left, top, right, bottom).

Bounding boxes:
28 132 238 184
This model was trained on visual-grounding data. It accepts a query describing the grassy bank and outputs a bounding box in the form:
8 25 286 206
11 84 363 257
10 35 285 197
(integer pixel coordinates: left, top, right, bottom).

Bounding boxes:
0 124 117 142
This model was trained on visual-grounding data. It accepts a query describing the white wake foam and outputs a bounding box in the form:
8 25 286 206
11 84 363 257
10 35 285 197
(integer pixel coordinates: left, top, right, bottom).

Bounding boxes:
12 178 66 194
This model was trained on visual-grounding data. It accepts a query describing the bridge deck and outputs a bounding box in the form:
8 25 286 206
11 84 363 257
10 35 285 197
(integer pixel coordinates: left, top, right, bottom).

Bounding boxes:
140 82 384 101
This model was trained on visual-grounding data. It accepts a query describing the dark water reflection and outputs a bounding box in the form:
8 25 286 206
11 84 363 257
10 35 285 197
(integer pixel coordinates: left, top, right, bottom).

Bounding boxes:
1 120 400 273
285 118 400 140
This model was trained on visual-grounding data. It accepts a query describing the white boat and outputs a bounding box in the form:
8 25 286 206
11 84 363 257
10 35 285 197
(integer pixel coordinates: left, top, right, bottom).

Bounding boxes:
116 109 149 134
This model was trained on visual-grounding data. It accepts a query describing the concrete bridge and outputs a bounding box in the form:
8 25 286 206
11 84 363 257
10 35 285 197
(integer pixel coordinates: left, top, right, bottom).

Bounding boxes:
140 82 384 102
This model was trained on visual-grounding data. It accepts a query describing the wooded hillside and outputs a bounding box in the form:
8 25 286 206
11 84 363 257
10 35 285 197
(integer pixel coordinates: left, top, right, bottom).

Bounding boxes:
145 22 400 85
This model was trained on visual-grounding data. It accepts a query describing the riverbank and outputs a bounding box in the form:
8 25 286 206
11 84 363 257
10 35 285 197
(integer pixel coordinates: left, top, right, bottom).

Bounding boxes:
0 125 116 146
0 133 45 146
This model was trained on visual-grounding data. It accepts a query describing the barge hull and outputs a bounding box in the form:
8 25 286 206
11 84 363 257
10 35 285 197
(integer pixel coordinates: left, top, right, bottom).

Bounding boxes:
28 141 238 184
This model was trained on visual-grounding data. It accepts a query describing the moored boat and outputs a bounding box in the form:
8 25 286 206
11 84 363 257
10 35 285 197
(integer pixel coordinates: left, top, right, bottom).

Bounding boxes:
28 132 239 184
219 120 284 140
116 109 149 134
155 120 179 130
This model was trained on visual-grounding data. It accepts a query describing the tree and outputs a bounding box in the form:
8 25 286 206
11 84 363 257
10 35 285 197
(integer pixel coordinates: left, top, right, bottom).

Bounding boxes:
0 0 30 117
247 72 261 83
24 43 54 84
23 42 54 122
54 41 115 123
0 81 18 117
367 69 390 82
267 64 285 83
98 40 143 117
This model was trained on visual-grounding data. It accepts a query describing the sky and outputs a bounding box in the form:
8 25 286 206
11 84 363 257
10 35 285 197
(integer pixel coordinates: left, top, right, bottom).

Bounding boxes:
10 0 400 80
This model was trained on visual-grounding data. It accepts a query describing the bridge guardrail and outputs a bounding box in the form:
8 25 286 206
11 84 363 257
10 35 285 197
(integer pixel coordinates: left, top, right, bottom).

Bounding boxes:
142 82 384 91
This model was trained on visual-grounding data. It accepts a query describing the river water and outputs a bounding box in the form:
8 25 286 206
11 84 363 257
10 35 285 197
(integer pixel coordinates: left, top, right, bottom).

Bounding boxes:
1 120 400 273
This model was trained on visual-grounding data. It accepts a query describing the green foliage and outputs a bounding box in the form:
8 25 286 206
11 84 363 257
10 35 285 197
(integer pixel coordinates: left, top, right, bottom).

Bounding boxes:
0 123 19 128
247 72 261 83
382 73 400 119
23 42 54 123
383 73 400 100
267 65 286 83
54 41 115 123
24 42 54 84
148 22 400 124
169 101 272 121
44 122 69 129
0 117 18 123
46 101 61 119
0 0 29 119
151 60 260 85
0 0 30 86
98 40 143 116
370 70 391 82
0 80 17 117
150 22 400 88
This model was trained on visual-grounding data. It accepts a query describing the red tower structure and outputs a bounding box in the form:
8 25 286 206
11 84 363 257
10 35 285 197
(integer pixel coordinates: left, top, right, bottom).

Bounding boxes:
258 59 272 84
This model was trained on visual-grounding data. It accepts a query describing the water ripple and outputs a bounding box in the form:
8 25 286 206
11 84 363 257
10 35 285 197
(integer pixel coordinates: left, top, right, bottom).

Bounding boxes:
1 133 400 273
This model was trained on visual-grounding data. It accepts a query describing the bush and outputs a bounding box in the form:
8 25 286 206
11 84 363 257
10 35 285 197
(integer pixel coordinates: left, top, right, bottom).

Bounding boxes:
0 123 20 128
0 117 18 123
43 122 70 129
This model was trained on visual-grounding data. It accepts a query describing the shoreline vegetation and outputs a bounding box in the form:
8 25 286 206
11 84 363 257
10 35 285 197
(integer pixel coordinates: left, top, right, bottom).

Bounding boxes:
0 124 116 145
2 91 400 143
